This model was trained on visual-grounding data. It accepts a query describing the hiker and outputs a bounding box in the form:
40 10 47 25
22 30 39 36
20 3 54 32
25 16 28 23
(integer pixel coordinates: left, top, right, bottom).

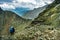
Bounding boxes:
9 26 15 34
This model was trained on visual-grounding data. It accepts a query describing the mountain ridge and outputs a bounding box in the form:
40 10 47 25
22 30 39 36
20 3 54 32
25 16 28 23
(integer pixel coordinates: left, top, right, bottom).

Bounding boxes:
22 5 48 20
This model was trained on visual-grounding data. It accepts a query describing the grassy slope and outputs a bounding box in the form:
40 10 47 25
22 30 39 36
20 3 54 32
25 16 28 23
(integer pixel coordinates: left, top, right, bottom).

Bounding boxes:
0 10 32 40
13 3 60 40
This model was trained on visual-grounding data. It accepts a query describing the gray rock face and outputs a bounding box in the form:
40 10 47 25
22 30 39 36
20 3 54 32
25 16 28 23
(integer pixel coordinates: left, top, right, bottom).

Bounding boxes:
22 5 47 20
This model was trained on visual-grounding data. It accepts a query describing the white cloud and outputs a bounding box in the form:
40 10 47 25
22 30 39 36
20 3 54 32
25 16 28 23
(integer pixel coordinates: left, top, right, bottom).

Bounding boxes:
12 0 37 10
0 3 15 10
0 0 55 10
43 0 54 4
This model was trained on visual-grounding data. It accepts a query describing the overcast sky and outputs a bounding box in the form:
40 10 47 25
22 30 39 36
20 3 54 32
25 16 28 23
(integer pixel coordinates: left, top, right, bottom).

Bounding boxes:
0 0 54 10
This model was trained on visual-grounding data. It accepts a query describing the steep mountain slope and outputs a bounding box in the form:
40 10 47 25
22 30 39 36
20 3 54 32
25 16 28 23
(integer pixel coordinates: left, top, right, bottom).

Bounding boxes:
20 3 60 40
0 9 32 40
22 5 47 20
13 1 60 40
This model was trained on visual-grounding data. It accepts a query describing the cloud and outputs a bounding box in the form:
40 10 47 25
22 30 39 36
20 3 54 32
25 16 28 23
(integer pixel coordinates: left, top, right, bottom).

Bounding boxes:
0 0 55 10
0 3 15 10
11 0 37 10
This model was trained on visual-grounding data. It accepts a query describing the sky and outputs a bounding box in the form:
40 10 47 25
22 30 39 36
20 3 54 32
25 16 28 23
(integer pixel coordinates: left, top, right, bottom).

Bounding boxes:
0 0 54 16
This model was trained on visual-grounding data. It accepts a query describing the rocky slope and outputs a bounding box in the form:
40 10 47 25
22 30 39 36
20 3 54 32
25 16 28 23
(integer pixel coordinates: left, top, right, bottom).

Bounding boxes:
21 1 60 40
13 1 60 40
15 4 60 40
22 5 47 20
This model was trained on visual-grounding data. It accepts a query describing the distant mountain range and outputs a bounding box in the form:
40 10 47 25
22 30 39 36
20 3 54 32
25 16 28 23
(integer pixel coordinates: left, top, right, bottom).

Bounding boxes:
22 5 48 20
0 5 48 20
12 7 30 16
